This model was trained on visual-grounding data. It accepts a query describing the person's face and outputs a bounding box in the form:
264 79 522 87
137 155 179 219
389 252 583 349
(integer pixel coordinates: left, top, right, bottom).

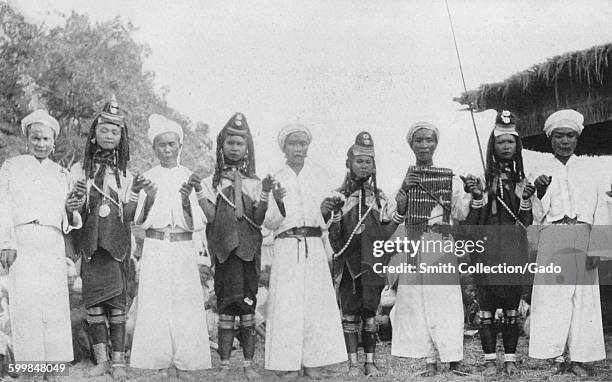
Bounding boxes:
222 135 247 162
95 122 122 150
493 134 517 161
549 127 578 158
410 128 437 163
283 132 310 166
350 155 374 180
153 132 181 166
27 123 55 160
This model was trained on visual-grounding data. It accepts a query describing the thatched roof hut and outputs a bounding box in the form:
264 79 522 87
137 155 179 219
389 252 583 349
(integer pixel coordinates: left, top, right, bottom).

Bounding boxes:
455 43 612 155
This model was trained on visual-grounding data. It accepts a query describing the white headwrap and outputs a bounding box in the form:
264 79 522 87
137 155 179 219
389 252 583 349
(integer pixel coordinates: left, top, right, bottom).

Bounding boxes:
277 123 312 150
147 114 184 144
543 109 584 137
21 109 60 137
406 121 439 145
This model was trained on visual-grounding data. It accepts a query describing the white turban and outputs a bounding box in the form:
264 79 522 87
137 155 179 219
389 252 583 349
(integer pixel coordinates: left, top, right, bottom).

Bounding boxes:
147 114 184 144
543 109 584 137
406 121 439 145
277 123 312 150
21 109 60 137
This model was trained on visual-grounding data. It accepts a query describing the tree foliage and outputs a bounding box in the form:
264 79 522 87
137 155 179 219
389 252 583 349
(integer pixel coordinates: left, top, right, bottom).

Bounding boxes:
0 2 213 174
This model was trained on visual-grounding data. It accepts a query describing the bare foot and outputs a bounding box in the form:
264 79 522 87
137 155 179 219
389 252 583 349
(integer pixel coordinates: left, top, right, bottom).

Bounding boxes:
569 362 591 377
551 362 565 375
347 364 361 378
449 361 470 374
244 365 259 381
425 362 437 377
503 361 518 378
483 360 497 376
89 360 110 377
111 365 129 381
303 367 324 380
364 363 381 377
281 370 299 380
217 367 230 379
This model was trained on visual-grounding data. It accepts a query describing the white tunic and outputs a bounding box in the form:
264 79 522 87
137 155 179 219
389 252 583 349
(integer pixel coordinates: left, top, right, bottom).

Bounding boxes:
264 162 346 370
0 155 81 362
528 155 609 362
130 165 211 370
391 174 471 362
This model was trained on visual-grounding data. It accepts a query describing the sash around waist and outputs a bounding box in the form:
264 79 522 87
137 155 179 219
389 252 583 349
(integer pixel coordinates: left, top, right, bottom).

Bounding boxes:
145 229 193 242
551 215 588 225
275 226 322 240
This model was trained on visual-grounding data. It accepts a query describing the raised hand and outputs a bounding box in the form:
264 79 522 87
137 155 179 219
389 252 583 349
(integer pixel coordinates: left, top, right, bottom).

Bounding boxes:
534 174 552 198
0 249 17 270
179 182 193 202
262 175 275 193
331 196 345 212
272 182 287 202
187 173 203 192
402 172 420 190
131 174 147 193
72 179 87 199
522 182 536 200
65 193 84 213
460 174 483 200
320 197 337 217
142 179 157 199
395 188 408 215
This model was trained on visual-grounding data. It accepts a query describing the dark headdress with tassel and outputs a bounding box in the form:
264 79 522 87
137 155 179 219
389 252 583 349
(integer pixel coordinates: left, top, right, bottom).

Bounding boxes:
339 131 382 208
212 112 257 189
82 97 130 188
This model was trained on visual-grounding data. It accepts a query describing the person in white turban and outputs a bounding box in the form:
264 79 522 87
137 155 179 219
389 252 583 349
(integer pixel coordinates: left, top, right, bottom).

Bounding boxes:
276 123 312 151
405 121 440 147
130 114 211 376
542 109 584 138
0 110 83 376
146 114 184 144
528 108 611 377
391 121 474 376
20 109 61 138
264 123 346 379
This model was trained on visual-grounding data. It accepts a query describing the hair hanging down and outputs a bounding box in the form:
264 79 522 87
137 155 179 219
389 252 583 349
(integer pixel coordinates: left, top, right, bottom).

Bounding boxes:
82 100 130 187
212 113 257 189
484 129 525 192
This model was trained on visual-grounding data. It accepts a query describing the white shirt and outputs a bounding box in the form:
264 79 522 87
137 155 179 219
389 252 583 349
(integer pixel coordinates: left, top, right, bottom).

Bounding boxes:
264 161 333 235
0 155 81 249
530 155 600 225
135 165 204 232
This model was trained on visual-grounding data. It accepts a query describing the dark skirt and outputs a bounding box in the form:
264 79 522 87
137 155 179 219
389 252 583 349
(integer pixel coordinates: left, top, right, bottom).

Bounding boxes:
338 264 383 317
81 248 128 309
214 252 259 315
477 285 523 312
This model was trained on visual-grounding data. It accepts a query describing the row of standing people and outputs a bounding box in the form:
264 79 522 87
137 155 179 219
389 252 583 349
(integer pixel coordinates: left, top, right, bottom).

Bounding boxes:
0 103 611 380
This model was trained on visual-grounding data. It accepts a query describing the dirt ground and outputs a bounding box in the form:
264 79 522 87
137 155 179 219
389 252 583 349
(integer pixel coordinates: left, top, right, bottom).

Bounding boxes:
61 332 612 382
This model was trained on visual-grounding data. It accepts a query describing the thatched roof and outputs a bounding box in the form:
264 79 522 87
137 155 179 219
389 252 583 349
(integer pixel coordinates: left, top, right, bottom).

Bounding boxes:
455 43 612 145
